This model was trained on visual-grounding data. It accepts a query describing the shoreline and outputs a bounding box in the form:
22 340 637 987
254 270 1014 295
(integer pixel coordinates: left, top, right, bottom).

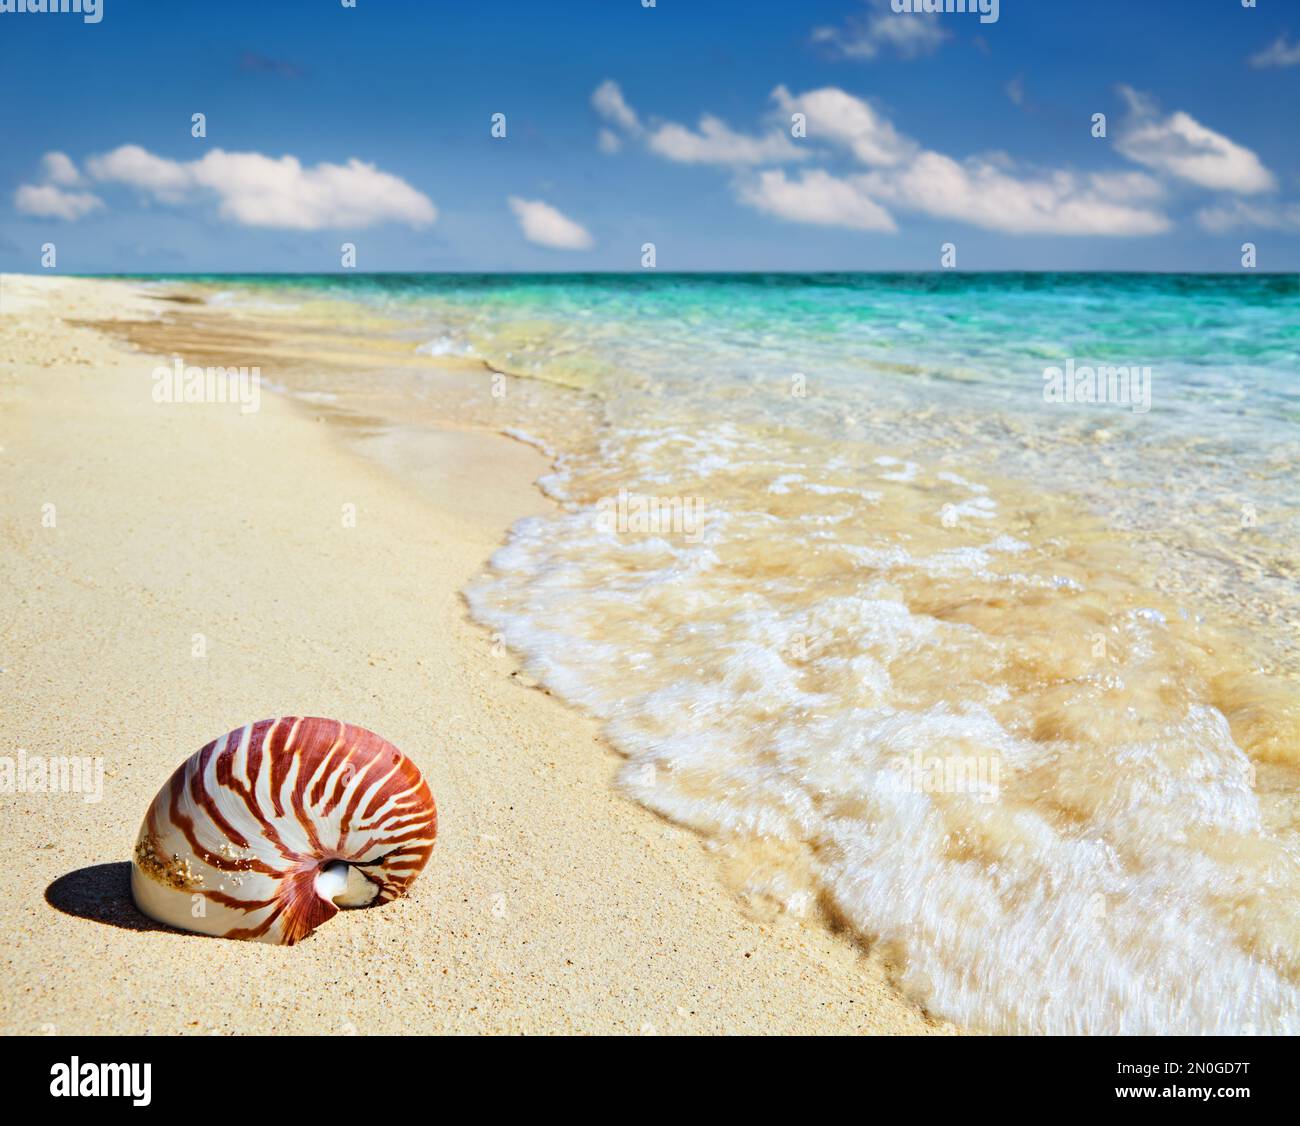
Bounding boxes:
0 273 948 1035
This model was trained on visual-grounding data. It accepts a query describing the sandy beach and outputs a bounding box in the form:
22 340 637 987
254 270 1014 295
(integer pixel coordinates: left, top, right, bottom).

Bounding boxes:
0 274 945 1035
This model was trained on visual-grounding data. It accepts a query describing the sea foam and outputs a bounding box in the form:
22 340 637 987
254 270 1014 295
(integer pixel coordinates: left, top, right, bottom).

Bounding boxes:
468 415 1300 1035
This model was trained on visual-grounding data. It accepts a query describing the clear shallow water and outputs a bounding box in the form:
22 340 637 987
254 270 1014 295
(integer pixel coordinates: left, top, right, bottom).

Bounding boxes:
142 273 1300 1034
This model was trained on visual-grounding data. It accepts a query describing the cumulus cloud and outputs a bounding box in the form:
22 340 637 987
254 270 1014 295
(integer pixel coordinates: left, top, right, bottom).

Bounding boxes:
1087 170 1167 203
41 151 81 186
1249 35 1300 69
592 79 642 134
646 115 807 166
14 183 104 221
507 197 594 250
86 144 193 203
860 152 1171 235
1115 87 1275 194
13 151 103 220
1197 197 1300 234
84 144 436 229
756 87 1168 236
594 79 804 166
811 0 948 60
771 85 914 166
737 169 896 232
596 81 1186 238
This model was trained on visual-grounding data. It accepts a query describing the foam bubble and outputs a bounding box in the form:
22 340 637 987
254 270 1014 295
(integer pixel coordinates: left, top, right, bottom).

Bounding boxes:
469 421 1300 1034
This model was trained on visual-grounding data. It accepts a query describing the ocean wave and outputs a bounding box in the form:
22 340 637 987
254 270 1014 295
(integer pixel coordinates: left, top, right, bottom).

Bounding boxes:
468 416 1300 1034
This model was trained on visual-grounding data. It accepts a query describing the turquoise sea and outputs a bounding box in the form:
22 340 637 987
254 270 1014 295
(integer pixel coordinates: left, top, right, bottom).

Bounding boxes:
137 272 1300 1034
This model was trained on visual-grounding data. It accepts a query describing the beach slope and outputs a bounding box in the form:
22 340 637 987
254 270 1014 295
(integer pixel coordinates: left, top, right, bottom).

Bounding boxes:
0 274 942 1035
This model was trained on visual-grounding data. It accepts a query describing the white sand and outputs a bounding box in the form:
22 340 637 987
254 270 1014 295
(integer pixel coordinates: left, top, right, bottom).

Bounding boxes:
0 274 947 1034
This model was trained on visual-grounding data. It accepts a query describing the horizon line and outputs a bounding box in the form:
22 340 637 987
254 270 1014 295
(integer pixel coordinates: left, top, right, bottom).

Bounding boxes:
37 269 1300 279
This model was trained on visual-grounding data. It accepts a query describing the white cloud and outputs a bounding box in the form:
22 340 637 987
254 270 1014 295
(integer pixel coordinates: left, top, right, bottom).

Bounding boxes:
752 87 1168 236
1115 87 1275 194
14 183 104 221
195 151 435 229
13 151 103 220
86 143 195 203
770 85 914 166
646 115 807 166
609 81 1173 238
737 169 897 232
738 155 1167 237
811 0 948 61
861 151 1171 235
41 151 81 186
507 197 594 250
1087 171 1166 203
1249 35 1300 69
592 79 642 134
85 144 436 229
593 79 807 167
1197 197 1300 234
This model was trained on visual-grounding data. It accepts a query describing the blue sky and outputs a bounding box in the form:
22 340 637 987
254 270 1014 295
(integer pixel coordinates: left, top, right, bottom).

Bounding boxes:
2 0 1298 272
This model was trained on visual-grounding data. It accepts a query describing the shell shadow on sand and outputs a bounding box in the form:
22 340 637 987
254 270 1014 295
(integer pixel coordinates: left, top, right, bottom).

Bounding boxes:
45 862 182 935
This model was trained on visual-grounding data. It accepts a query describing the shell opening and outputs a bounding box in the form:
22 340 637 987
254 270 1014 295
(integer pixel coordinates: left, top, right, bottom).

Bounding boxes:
315 860 381 908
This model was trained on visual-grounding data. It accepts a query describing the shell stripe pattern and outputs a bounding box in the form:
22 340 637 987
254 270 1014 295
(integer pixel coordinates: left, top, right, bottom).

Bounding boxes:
132 717 437 944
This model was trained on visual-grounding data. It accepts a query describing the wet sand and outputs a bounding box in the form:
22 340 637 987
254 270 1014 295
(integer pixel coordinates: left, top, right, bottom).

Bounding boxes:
0 274 948 1034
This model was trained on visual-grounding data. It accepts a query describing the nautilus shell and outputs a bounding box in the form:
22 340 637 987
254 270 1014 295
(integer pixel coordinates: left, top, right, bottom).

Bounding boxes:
131 718 437 944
